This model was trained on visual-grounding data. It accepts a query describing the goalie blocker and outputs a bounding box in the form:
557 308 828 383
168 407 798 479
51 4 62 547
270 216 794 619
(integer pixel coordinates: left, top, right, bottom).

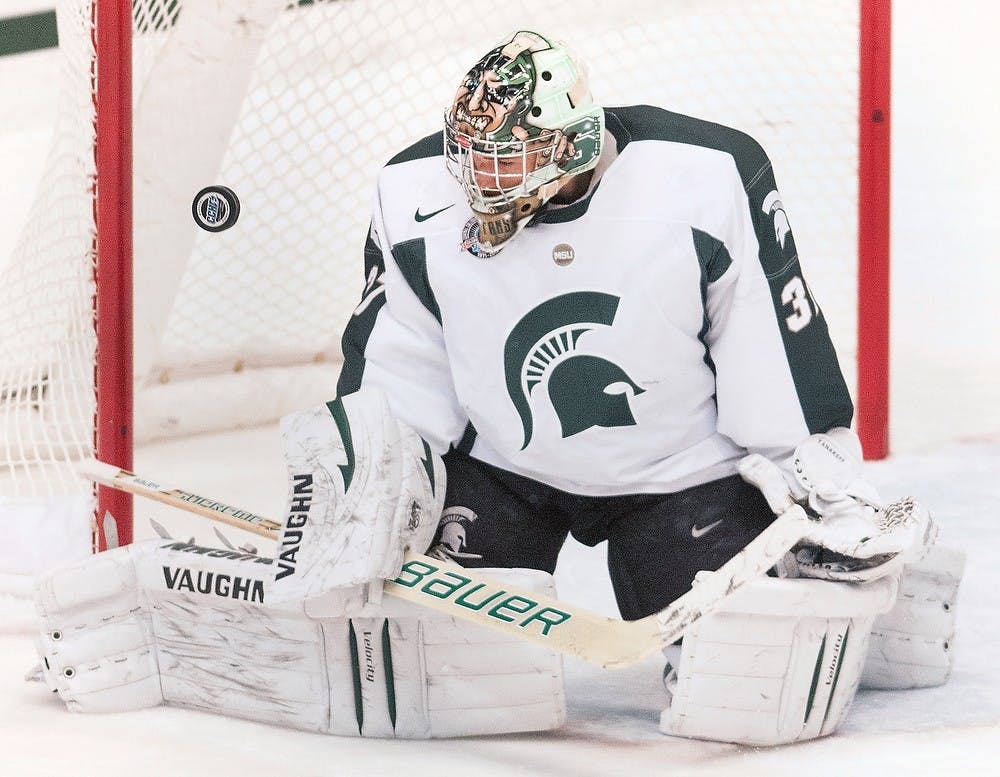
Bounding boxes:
33 539 565 738
272 387 447 614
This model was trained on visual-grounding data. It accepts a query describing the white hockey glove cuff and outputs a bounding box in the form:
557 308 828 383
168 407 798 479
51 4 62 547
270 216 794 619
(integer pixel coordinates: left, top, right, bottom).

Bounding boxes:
33 540 565 738
739 428 937 582
273 388 446 615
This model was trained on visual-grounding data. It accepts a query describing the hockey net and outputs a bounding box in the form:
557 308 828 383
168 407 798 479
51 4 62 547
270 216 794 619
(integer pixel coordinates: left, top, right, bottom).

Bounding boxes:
0 0 883 592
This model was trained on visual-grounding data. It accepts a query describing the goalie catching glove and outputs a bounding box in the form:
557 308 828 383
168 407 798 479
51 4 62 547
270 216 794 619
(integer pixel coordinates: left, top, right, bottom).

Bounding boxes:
273 388 446 617
739 428 936 582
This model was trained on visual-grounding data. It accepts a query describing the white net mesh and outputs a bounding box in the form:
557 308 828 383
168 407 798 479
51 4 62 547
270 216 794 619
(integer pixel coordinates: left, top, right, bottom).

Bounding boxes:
0 2 98 498
0 0 862 504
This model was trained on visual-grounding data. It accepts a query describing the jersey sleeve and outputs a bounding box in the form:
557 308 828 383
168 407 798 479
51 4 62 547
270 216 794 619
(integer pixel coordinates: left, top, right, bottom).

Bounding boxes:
704 137 854 458
336 189 468 455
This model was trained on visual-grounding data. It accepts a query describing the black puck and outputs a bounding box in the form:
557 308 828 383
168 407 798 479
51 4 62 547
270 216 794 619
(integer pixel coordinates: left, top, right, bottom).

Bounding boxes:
192 185 240 232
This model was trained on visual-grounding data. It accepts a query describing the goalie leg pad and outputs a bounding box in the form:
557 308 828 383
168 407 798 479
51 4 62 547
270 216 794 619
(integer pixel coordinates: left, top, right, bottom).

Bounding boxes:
660 575 897 746
861 543 966 689
324 566 566 738
35 539 324 725
34 542 564 738
34 550 162 713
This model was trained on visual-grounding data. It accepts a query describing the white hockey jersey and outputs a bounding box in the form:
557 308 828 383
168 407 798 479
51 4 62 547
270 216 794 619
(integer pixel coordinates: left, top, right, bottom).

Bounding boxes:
338 106 852 496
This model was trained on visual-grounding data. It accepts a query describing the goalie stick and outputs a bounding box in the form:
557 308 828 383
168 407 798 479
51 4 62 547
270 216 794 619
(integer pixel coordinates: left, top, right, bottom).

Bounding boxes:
79 459 812 669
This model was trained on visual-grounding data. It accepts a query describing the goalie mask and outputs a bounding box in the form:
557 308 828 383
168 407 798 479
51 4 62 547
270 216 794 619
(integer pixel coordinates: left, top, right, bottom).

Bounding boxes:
445 31 604 253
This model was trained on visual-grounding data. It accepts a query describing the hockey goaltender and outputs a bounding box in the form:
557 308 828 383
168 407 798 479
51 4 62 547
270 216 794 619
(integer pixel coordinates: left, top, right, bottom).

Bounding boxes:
32 30 964 746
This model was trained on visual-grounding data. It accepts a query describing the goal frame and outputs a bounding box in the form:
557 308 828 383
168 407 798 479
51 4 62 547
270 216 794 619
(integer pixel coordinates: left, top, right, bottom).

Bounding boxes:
93 0 133 551
857 0 892 462
90 0 893 550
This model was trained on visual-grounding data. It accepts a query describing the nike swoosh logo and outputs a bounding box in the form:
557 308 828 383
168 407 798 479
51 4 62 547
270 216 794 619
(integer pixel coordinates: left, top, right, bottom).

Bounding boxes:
414 204 455 222
690 519 723 539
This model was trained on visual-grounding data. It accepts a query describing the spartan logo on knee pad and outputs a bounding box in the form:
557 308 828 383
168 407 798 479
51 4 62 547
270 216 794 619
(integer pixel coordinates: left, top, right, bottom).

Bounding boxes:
504 292 644 449
430 506 482 561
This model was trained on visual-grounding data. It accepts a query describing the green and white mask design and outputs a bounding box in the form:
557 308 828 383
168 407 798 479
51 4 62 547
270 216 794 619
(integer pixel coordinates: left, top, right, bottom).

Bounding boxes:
444 31 604 250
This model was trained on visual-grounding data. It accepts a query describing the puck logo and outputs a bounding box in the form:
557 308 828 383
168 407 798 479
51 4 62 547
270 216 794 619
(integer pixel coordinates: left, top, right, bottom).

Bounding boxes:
192 185 240 232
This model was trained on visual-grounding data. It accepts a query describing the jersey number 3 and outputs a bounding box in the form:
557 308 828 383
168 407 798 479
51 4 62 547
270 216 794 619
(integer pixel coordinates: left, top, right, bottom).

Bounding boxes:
781 276 815 333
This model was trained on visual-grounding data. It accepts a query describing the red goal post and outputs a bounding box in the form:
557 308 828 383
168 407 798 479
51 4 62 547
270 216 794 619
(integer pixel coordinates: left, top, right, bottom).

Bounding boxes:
0 0 891 588
94 0 134 552
857 0 892 462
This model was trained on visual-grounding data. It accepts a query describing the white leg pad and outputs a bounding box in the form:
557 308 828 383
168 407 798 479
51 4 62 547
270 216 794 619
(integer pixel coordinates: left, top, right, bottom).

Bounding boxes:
34 552 162 713
323 567 566 738
34 542 564 739
660 575 897 746
861 543 966 689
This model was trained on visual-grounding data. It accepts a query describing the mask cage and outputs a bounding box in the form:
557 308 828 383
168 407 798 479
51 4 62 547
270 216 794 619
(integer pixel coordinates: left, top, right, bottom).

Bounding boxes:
444 119 564 210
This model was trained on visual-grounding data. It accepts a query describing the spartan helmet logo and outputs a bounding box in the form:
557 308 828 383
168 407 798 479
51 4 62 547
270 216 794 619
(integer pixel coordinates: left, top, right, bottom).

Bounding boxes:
762 190 794 253
504 292 645 449
438 506 476 549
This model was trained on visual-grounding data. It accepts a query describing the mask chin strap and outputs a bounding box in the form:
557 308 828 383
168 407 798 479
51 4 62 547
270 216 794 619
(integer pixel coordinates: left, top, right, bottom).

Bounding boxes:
473 178 562 252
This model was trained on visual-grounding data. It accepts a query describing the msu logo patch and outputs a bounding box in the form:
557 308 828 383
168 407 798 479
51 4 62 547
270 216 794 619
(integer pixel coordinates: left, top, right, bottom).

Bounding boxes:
504 291 644 449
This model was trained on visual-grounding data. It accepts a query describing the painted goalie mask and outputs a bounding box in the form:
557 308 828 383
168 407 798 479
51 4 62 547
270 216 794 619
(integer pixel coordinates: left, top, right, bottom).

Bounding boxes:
444 31 604 253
